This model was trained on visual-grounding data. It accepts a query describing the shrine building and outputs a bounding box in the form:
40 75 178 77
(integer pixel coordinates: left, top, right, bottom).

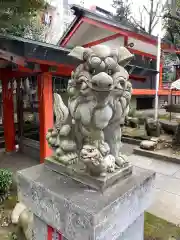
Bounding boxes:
0 34 80 162
0 5 179 163
59 4 179 109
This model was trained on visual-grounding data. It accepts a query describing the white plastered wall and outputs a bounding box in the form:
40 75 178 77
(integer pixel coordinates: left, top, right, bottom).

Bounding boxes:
128 37 157 56
98 37 124 48
67 22 116 47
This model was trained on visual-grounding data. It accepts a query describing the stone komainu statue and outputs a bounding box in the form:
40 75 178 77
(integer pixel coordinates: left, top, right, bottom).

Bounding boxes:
46 45 133 177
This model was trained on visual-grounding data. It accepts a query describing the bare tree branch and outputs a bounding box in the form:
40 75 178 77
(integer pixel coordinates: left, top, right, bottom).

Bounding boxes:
151 17 159 30
143 5 150 15
154 1 160 13
150 2 160 24
130 16 146 32
139 7 143 27
113 0 166 35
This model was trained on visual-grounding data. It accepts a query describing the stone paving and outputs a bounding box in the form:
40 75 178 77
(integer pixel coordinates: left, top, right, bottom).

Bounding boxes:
1 144 180 225
121 143 180 225
0 150 38 173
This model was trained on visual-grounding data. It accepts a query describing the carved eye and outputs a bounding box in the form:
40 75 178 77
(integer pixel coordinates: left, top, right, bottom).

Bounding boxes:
78 78 84 84
120 80 125 87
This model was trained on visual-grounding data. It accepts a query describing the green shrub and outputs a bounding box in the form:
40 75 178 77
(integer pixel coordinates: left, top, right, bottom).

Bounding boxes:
9 232 18 240
0 169 13 194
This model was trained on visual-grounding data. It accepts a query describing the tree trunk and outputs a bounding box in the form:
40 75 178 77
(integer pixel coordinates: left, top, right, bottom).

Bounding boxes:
148 0 154 34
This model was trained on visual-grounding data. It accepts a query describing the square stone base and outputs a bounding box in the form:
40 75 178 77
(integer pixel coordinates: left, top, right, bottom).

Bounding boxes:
45 157 132 191
33 216 67 240
17 164 155 240
33 214 144 240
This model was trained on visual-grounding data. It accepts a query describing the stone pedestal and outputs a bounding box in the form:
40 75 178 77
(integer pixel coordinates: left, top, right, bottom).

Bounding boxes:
17 164 155 240
45 157 133 191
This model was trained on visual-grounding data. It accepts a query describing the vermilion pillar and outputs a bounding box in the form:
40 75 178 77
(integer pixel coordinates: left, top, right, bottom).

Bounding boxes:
1 75 15 152
38 72 53 163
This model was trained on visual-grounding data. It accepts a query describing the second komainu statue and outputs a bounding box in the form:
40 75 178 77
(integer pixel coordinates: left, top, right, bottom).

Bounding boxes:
46 45 133 182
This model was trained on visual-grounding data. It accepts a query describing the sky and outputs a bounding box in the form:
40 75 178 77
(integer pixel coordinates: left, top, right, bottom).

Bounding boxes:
84 0 114 12
83 0 167 36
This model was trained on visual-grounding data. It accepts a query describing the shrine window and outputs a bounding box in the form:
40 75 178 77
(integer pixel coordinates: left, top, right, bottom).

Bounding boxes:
53 75 69 106
18 75 70 143
21 76 39 142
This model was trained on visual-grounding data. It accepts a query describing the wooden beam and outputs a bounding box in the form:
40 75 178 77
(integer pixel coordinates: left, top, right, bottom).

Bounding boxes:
132 89 156 95
83 33 123 48
132 88 180 96
61 18 84 47
127 48 157 59
0 49 26 66
82 17 158 45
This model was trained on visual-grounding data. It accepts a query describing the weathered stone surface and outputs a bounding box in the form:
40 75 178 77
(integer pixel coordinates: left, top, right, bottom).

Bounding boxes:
160 119 177 135
32 214 144 240
46 45 133 178
165 103 180 113
133 147 180 165
19 208 33 240
145 118 161 137
45 157 132 191
140 140 157 150
116 214 144 240
32 214 143 240
17 164 155 240
150 137 159 143
33 216 48 240
172 123 180 148
126 117 139 128
11 202 26 224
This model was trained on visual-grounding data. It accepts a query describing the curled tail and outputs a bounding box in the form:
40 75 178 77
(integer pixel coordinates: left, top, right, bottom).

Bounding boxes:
53 93 69 129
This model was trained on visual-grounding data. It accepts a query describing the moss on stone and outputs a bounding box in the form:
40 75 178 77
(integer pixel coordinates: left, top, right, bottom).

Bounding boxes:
145 212 180 240
0 192 18 240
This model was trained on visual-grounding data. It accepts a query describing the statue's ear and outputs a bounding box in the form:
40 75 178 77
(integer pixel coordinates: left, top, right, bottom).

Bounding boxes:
117 47 134 67
68 46 85 60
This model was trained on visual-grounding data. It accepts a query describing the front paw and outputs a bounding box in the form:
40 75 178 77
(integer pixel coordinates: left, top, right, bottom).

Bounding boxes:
66 153 78 165
116 155 128 167
107 167 115 173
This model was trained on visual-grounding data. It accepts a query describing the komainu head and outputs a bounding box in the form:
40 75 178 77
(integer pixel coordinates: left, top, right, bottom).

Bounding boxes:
68 45 133 97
